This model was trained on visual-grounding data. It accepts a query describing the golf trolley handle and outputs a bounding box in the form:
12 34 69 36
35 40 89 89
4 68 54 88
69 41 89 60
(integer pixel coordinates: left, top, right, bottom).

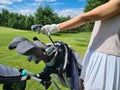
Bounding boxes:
21 70 51 89
21 70 41 82
31 24 55 46
21 75 42 82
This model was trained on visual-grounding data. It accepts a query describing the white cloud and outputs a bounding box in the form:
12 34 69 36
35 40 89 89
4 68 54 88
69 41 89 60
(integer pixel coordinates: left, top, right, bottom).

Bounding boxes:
0 0 22 5
35 0 56 2
55 8 84 18
19 9 35 16
0 0 12 5
79 0 84 1
51 2 64 6
13 0 22 2
8 7 84 18
0 5 6 8
26 2 41 7
7 7 84 17
78 0 84 2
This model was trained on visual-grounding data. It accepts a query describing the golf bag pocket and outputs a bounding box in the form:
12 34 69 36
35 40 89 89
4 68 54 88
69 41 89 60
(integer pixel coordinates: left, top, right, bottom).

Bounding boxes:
0 64 27 90
0 64 22 83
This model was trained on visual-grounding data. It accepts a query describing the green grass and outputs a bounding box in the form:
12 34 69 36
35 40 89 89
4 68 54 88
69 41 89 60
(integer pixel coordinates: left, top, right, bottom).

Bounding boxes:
0 26 91 90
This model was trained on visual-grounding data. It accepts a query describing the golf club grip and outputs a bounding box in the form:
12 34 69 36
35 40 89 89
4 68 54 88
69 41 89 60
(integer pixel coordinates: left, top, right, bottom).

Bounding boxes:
21 74 42 83
31 24 43 32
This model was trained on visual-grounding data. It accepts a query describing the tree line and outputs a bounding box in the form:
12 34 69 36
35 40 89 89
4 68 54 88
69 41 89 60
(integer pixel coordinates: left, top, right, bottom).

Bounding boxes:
0 5 71 31
0 0 108 32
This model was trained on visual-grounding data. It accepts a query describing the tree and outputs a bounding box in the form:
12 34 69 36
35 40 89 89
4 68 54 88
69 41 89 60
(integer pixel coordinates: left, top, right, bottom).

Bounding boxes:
1 9 10 26
25 15 34 30
52 13 60 24
18 15 25 29
0 13 2 25
84 0 103 12
34 5 44 24
34 5 65 25
43 5 54 24
34 5 55 25
84 0 109 12
8 13 19 29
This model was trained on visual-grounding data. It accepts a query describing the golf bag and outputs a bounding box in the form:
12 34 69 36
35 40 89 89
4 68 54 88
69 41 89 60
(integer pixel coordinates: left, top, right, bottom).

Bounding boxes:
8 36 83 90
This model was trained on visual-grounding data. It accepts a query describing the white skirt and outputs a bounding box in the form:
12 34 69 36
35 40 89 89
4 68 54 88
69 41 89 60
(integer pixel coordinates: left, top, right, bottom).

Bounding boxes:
80 50 120 90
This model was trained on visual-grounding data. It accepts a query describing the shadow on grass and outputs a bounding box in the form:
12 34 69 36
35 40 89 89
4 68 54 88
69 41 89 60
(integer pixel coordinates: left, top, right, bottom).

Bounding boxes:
52 32 79 36
75 39 89 43
52 33 63 36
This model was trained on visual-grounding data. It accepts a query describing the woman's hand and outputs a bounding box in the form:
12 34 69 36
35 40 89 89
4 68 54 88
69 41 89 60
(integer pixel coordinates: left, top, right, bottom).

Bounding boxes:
41 24 60 36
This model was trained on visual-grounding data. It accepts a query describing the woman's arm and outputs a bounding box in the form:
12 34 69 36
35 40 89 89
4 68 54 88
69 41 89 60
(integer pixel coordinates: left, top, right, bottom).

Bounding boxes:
59 0 120 31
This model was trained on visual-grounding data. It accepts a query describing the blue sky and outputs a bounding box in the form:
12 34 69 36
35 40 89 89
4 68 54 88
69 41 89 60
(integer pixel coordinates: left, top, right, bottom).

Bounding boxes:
0 0 86 17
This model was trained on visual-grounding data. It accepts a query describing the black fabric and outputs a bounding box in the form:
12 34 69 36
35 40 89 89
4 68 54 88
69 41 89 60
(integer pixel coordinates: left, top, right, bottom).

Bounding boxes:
69 49 81 90
42 41 82 90
3 80 26 90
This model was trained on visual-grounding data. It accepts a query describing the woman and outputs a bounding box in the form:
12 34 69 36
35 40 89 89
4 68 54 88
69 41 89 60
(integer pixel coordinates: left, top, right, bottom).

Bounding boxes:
40 0 120 90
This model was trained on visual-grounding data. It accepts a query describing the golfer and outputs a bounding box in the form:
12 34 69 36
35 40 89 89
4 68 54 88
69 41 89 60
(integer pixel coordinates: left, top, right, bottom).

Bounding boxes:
40 0 120 90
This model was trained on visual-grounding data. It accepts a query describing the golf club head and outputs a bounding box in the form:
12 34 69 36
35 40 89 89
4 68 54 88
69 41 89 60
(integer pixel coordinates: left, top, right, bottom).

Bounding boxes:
31 24 43 34
34 40 47 51
16 40 48 63
33 36 48 50
9 37 29 50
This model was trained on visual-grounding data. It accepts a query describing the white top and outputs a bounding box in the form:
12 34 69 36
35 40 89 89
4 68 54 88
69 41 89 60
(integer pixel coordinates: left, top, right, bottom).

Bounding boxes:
88 14 120 56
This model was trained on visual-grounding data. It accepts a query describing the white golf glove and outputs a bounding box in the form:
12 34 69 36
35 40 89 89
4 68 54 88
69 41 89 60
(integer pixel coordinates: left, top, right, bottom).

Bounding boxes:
41 24 60 36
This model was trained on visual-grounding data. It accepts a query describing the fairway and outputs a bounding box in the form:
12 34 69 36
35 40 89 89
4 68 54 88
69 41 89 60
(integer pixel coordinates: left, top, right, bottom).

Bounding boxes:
0 26 91 90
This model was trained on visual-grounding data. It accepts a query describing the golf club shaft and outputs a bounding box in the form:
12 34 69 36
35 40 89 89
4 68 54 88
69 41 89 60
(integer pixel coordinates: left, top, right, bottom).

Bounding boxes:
48 36 55 46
